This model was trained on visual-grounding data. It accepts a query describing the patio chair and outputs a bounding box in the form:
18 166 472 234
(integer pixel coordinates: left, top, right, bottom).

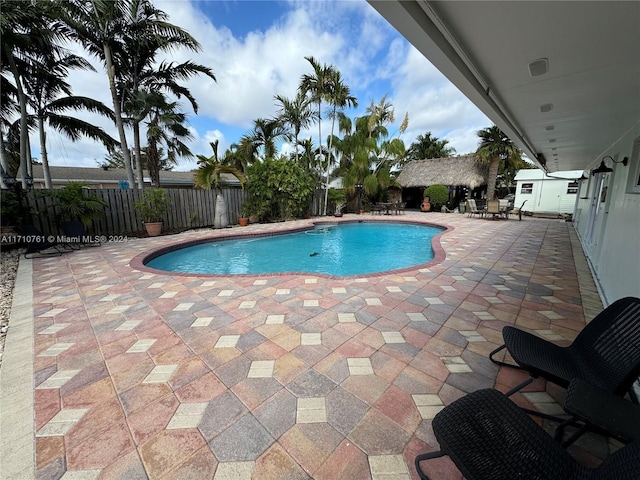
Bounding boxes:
556 378 640 447
486 199 502 219
489 296 640 401
60 220 101 248
466 199 484 218
18 225 65 258
415 388 640 480
498 199 510 219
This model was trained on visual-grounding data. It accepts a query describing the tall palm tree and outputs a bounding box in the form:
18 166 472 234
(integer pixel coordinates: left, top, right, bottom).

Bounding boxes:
299 56 334 185
26 52 117 188
118 0 215 189
274 91 314 163
323 69 357 215
63 0 137 187
1 0 68 188
475 125 523 200
194 140 246 228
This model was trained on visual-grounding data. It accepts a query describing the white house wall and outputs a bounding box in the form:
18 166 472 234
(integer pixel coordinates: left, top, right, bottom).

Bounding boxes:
573 123 640 304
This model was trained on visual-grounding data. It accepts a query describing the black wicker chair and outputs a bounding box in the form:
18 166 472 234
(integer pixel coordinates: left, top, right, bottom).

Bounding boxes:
489 296 640 399
60 220 101 248
415 388 640 480
18 225 65 258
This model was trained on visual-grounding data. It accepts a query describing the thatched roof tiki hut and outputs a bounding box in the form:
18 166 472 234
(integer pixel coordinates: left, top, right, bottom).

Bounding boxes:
396 155 488 209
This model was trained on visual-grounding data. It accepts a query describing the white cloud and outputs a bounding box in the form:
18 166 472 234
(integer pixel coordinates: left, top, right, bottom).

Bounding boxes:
28 0 491 171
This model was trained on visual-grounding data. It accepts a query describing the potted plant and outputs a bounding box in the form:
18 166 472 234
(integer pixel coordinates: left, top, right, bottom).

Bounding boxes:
328 188 346 217
134 188 170 236
238 205 250 227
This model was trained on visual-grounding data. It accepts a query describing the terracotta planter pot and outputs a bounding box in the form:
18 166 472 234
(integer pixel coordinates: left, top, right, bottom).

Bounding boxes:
239 217 249 227
144 222 162 236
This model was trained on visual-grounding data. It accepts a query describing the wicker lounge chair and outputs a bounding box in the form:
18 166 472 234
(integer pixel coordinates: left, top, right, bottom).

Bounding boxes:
415 388 640 480
489 296 640 400
558 378 640 446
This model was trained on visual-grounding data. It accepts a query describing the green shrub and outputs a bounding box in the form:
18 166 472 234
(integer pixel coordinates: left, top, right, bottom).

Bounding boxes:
243 157 314 221
424 184 449 209
134 188 170 223
0 189 22 226
52 182 107 227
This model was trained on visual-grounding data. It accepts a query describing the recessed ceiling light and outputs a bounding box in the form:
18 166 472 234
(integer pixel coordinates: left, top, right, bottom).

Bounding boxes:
529 58 549 77
545 125 555 131
540 103 553 113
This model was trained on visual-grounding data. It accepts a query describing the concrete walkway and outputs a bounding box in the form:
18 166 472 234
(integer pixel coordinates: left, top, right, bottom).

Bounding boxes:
1 212 617 479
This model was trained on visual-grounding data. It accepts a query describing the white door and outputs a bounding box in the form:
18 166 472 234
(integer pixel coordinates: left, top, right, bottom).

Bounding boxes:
584 172 610 253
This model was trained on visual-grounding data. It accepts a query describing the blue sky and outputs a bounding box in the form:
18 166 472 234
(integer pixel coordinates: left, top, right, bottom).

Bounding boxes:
43 0 490 171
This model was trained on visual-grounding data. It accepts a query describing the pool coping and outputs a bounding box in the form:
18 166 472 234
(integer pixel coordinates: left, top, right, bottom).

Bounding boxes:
130 218 452 279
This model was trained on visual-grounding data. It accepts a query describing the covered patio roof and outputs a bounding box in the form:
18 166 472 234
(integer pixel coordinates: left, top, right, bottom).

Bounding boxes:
396 154 488 189
368 1 640 173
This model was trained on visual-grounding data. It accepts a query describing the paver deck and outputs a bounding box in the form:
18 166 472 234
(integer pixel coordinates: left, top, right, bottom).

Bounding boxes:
1 212 620 479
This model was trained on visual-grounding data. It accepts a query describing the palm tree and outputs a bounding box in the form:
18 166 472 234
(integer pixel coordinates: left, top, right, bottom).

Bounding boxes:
63 0 137 187
144 95 193 187
26 52 117 188
406 132 456 163
194 140 246 228
274 91 314 163
241 118 287 161
336 99 408 207
323 69 357 214
117 0 215 189
475 125 523 200
299 56 334 184
1 0 68 188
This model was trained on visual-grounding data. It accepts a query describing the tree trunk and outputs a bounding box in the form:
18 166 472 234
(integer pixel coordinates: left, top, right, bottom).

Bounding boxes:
7 52 30 189
0 132 11 188
38 117 52 189
147 141 160 188
323 108 337 216
104 43 135 188
486 156 501 200
133 123 144 190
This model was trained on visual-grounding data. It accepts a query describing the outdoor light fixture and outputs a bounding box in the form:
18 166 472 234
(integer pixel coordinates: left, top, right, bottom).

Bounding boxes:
25 174 34 190
1 170 15 189
591 155 628 175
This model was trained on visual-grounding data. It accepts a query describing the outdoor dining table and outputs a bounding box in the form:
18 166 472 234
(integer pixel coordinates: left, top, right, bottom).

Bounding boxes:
377 202 395 215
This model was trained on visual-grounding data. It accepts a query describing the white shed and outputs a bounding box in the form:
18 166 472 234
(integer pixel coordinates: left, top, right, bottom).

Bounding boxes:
514 169 587 214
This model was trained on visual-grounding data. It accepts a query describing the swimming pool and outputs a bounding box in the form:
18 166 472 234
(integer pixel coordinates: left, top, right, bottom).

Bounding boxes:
144 221 445 276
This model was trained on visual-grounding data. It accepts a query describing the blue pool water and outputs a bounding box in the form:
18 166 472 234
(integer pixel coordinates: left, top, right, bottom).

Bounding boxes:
146 222 443 276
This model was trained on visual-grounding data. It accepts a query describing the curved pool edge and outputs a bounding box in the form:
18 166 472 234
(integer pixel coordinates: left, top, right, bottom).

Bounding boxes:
130 218 453 279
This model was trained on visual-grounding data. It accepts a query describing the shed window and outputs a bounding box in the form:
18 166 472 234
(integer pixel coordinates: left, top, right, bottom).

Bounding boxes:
567 181 579 194
520 183 533 194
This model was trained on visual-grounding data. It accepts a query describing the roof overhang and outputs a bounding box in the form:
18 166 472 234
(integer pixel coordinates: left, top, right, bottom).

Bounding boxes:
368 1 640 173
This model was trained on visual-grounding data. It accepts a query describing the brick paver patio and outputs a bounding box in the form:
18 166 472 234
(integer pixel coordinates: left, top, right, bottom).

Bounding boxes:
1 212 619 479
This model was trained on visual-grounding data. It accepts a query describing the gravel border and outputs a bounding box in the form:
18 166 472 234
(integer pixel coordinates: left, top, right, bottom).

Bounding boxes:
0 248 20 368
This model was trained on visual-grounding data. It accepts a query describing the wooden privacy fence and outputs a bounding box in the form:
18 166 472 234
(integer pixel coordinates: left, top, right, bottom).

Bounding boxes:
24 188 247 236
